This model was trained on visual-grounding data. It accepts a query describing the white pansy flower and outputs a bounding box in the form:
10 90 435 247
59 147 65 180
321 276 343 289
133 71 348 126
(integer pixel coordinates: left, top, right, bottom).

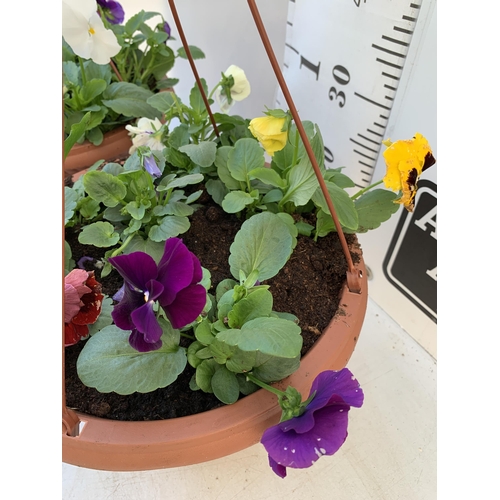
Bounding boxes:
62 0 121 65
215 65 251 113
126 118 165 154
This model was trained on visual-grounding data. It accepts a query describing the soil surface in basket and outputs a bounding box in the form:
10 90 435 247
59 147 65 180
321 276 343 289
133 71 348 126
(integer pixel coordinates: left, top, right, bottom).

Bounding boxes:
65 188 361 421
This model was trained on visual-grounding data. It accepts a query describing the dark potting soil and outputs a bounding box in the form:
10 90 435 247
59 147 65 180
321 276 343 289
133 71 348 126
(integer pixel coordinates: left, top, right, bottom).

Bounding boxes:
64 188 361 421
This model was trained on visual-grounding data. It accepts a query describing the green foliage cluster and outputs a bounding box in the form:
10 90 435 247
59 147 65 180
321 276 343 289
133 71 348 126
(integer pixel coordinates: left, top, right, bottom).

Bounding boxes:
207 121 399 237
63 9 205 153
76 212 301 399
65 151 203 276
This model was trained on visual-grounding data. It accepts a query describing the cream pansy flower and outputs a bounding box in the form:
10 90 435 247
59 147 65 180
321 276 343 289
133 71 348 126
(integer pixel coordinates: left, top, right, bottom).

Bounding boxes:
215 65 251 113
62 0 121 65
125 118 165 154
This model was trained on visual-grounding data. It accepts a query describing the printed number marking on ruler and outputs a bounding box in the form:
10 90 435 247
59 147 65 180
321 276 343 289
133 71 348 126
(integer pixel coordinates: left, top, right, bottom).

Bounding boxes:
279 0 425 188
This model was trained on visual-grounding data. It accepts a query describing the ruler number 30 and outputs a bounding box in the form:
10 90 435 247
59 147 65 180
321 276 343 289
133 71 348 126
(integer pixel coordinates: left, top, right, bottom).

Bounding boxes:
329 65 350 108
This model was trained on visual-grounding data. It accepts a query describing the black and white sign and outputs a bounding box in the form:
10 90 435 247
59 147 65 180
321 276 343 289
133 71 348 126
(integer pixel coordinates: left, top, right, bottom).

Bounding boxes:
382 180 437 322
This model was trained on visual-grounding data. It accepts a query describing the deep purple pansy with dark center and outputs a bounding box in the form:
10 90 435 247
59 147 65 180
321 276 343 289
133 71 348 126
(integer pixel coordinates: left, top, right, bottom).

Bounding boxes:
97 0 125 25
261 368 364 478
108 238 206 352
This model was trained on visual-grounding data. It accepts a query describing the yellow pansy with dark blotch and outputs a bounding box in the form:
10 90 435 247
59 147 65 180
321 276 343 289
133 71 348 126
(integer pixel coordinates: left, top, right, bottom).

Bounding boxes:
382 133 435 212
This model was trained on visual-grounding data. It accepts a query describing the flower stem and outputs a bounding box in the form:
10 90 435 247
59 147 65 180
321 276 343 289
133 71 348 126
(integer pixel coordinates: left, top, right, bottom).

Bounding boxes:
110 233 135 258
78 57 87 85
245 373 287 398
109 59 124 81
291 126 300 166
171 93 186 124
351 179 384 200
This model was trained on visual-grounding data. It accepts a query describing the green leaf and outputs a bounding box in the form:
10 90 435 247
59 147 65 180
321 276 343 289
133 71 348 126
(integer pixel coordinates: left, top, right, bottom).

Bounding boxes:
216 317 302 358
281 155 319 207
102 82 162 119
124 235 166 263
211 366 240 404
178 142 217 168
205 178 228 206
229 212 293 281
153 201 194 217
215 146 240 190
125 200 147 220
64 241 74 275
168 123 190 149
227 138 265 182
261 189 283 204
352 189 400 233
312 181 359 230
162 173 204 190
248 167 286 189
216 279 238 302
315 209 335 238
236 374 259 395
124 10 161 35
77 325 187 395
78 197 101 219
187 341 205 368
189 79 209 116
80 79 107 103
64 112 92 157
156 78 179 89
83 170 127 207
147 91 176 114
78 222 120 247
252 353 301 383
177 45 206 60
148 215 190 242
324 168 356 188
295 221 314 236
64 186 78 224
196 359 219 393
195 319 215 345
227 288 273 329
221 191 256 213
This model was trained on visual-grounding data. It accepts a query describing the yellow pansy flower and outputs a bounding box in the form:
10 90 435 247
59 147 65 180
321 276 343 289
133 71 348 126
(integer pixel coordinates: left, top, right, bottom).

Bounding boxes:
382 133 435 212
248 116 288 156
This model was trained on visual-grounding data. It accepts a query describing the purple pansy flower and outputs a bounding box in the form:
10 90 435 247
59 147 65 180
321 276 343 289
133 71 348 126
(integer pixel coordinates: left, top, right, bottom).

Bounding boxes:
261 368 364 478
97 0 125 25
163 21 171 39
143 154 161 178
108 238 206 352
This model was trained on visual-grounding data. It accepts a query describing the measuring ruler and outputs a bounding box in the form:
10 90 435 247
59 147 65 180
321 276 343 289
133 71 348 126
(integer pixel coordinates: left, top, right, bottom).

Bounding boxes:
277 0 430 188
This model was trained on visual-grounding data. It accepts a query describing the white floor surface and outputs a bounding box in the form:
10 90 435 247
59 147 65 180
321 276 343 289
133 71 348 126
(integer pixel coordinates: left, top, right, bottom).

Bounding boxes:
62 298 437 500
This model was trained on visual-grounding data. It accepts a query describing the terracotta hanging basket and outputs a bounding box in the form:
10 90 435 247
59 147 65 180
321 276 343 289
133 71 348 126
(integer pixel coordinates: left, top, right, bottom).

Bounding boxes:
62 0 369 472
62 255 367 471
64 125 132 178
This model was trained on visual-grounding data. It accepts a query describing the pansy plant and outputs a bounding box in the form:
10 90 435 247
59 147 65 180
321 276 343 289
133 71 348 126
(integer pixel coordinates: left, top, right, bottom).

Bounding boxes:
186 212 303 404
76 238 209 395
63 0 205 154
65 148 204 276
206 108 435 240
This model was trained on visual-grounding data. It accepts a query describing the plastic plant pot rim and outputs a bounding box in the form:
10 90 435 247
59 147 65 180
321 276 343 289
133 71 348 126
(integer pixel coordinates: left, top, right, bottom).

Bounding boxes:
64 126 132 176
62 252 367 472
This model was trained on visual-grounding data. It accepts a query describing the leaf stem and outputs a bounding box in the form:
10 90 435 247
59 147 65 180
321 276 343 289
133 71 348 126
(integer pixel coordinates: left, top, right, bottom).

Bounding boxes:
291 126 300 166
110 233 135 258
351 179 384 200
78 57 87 85
245 372 287 398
